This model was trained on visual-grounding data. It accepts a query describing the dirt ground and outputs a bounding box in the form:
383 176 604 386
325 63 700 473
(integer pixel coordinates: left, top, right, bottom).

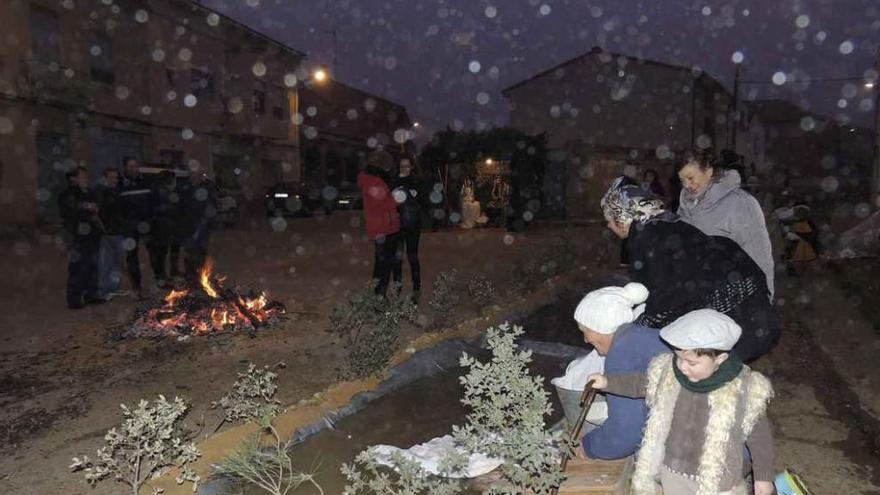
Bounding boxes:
0 213 879 494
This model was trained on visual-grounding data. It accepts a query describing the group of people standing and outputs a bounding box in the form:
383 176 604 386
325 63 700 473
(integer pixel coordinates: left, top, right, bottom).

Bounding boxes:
59 157 215 309
566 153 780 495
358 150 427 302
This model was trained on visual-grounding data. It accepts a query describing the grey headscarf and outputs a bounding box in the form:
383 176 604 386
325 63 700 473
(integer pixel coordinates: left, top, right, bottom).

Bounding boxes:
601 176 668 225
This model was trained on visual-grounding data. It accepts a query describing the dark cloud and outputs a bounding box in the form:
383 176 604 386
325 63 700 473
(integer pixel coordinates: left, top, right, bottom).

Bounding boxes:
205 0 879 133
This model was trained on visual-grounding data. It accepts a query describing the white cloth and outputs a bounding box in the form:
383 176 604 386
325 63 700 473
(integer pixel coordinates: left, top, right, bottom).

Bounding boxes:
660 309 742 351
551 350 606 390
573 282 649 334
370 435 502 478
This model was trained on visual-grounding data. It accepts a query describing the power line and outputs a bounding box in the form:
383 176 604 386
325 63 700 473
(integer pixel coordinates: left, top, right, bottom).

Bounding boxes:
739 76 870 85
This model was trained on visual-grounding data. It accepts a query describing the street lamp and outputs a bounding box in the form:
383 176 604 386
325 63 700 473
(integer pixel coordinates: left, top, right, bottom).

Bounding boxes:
313 67 328 82
485 158 493 165
413 122 420 128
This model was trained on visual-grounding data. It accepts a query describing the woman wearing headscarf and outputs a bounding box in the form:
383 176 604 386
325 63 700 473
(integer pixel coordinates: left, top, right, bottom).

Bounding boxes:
600 177 779 362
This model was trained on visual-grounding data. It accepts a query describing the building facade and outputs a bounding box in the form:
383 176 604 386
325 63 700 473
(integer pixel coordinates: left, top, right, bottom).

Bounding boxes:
0 0 305 224
298 78 415 194
751 99 873 204
502 47 764 219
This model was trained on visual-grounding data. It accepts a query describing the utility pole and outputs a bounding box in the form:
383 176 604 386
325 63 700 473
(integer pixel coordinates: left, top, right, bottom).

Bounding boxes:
873 45 880 206
731 63 741 152
325 27 339 77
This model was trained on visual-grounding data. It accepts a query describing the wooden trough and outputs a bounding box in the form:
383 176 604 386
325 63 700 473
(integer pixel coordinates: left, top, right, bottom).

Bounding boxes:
472 456 633 495
557 456 633 494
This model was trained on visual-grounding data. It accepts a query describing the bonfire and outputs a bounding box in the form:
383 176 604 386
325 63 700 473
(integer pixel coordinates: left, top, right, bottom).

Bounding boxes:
123 259 285 339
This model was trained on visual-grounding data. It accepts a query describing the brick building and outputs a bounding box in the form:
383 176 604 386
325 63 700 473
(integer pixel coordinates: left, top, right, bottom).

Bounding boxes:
750 99 873 203
502 47 765 219
298 78 415 194
0 0 307 224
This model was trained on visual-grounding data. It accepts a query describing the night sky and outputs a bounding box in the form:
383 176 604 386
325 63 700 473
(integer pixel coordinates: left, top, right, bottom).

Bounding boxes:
204 0 879 139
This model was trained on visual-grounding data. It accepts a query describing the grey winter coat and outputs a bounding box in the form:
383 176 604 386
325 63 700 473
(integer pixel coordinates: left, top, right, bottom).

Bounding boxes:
678 170 775 297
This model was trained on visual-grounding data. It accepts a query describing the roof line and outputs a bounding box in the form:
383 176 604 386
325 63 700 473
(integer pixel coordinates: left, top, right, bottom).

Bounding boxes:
303 79 412 121
500 47 729 96
183 0 307 58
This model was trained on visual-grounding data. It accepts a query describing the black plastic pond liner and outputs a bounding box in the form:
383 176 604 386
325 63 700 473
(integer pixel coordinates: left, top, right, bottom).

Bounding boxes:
200 337 586 494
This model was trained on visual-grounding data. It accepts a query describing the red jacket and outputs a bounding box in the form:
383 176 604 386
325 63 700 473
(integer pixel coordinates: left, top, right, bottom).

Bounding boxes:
358 170 400 240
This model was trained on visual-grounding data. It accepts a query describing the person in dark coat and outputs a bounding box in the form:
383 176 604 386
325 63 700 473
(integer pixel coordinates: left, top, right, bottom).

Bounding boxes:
96 168 126 298
357 150 401 296
616 174 640 266
391 157 425 303
600 176 780 362
178 171 216 284
641 169 666 198
58 167 103 309
147 171 182 288
117 157 155 297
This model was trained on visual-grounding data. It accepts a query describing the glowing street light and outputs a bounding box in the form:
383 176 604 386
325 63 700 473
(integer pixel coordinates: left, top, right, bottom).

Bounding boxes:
866 81 876 89
313 67 328 82
485 158 493 165
413 122 420 127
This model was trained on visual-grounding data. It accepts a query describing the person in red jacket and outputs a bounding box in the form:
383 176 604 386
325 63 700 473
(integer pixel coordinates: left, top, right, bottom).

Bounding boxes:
358 150 401 296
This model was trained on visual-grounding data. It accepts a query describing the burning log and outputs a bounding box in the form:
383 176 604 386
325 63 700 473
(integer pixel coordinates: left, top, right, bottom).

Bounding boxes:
121 259 286 340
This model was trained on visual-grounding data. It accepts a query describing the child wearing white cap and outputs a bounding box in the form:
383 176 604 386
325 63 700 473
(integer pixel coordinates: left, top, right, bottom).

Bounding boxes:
587 309 775 495
562 282 670 461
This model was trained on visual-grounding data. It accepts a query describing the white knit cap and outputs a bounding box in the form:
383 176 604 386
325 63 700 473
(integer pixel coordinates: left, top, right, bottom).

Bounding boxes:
573 283 649 334
660 309 742 351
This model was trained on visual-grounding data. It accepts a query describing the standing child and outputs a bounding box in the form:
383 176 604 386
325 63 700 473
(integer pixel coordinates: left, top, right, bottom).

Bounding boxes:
588 309 775 495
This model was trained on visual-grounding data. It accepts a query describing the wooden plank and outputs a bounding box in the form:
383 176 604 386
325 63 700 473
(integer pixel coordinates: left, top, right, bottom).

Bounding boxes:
470 456 633 495
558 456 633 494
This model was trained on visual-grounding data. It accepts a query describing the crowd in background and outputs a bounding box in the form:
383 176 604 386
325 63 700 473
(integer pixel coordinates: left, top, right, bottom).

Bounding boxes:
58 157 216 309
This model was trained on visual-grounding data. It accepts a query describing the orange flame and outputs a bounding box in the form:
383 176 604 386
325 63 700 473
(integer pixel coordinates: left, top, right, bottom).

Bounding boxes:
200 259 220 299
239 292 268 313
192 320 210 335
211 308 236 329
164 289 189 307
159 314 186 327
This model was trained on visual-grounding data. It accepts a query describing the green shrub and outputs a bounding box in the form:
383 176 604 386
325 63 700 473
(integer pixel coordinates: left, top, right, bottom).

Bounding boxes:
330 282 418 379
429 269 460 325
453 323 565 494
213 416 323 495
342 322 565 495
214 363 282 423
70 395 201 495
466 275 497 306
513 231 577 291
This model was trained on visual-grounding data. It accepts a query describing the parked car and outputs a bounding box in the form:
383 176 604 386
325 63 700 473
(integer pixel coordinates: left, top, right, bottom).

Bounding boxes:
266 182 319 217
331 188 363 211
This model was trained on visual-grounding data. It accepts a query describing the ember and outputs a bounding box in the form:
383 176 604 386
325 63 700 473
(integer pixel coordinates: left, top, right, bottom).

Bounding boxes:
123 260 285 339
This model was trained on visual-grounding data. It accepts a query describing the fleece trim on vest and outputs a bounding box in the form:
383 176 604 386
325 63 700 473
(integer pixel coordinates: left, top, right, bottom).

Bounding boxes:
631 354 773 495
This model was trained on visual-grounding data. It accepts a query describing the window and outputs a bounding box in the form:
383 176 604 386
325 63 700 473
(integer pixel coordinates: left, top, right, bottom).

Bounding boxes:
88 30 114 84
272 87 287 120
190 68 215 100
253 80 266 115
29 6 61 63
